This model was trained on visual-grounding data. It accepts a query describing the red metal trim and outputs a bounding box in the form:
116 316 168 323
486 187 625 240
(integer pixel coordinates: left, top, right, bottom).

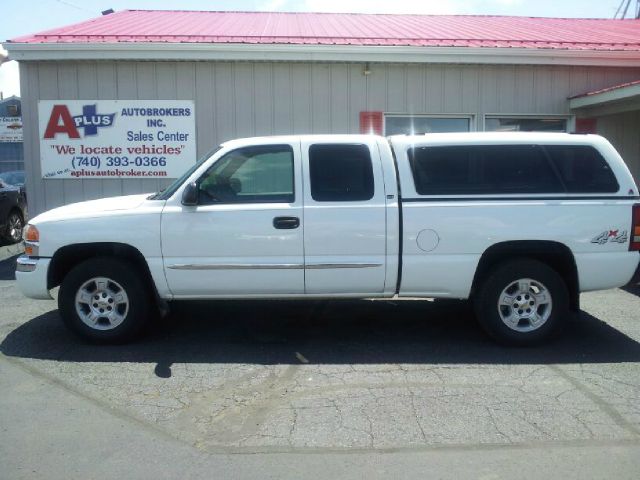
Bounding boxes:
360 111 383 135
575 118 598 134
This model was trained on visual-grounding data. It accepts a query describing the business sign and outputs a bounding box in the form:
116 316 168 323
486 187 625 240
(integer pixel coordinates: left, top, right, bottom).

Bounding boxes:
0 117 23 142
38 100 196 179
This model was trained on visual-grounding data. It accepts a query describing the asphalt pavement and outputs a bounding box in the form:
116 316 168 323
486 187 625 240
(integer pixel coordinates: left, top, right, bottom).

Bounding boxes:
1 242 639 479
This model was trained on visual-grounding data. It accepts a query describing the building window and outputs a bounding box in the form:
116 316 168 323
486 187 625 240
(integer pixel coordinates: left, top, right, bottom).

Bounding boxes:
485 116 568 132
309 144 374 202
384 115 472 135
7 104 19 117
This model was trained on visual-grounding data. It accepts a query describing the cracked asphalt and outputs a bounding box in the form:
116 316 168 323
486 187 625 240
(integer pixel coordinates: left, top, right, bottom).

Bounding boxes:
1 242 640 478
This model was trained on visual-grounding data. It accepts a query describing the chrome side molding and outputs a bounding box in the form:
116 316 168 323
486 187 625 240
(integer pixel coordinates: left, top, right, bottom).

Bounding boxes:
167 262 382 270
305 263 382 269
167 263 304 270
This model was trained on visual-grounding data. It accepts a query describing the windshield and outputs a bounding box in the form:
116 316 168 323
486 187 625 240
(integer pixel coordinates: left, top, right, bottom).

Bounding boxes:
151 146 223 200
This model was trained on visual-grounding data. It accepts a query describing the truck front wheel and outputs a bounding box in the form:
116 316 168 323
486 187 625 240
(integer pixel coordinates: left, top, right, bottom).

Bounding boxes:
474 258 569 346
58 257 151 343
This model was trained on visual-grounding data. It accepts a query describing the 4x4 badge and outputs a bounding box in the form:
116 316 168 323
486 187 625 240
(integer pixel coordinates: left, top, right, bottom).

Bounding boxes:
591 230 628 245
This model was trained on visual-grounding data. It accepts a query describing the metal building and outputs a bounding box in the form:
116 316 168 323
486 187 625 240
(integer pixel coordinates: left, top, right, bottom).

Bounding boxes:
0 95 23 174
4 10 640 215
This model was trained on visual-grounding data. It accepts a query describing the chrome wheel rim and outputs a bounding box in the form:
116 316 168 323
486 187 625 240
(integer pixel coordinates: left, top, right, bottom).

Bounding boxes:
497 278 552 333
8 214 22 242
75 277 129 331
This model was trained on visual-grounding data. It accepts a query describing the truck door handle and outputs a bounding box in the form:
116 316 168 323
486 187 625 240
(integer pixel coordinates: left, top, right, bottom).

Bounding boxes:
273 216 300 229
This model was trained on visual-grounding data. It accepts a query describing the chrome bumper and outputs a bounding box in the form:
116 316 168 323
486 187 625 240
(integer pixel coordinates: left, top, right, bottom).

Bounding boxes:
16 255 37 273
15 255 53 300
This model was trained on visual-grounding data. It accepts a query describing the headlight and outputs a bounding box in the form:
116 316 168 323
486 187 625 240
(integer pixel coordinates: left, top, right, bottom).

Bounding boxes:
24 224 39 242
23 224 39 256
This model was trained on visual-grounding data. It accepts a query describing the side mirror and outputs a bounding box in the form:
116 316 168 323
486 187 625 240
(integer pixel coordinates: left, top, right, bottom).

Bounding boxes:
181 182 198 206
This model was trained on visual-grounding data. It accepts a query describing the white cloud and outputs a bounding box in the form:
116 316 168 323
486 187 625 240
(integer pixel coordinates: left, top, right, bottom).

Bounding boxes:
262 0 289 11
0 59 20 98
492 0 523 5
301 0 464 14
280 0 530 15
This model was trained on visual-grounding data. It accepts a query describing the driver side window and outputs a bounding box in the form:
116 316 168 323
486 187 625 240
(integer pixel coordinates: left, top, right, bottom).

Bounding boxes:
198 144 294 205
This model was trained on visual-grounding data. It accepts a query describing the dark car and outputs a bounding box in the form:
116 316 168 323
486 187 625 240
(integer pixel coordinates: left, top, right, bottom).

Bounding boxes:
0 177 26 243
0 170 25 187
0 170 26 198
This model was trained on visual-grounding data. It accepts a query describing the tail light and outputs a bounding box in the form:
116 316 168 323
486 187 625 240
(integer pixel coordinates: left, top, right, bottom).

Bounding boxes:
631 204 640 251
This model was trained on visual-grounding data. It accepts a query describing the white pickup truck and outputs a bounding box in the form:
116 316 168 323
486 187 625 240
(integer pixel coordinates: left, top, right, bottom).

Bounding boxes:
16 133 640 345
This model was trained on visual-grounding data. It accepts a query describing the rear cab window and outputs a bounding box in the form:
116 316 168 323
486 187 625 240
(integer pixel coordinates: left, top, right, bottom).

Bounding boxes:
407 143 619 196
308 144 374 201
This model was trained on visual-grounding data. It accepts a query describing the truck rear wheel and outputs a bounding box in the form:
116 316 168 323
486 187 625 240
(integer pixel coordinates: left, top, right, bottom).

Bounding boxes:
58 257 151 343
474 258 569 345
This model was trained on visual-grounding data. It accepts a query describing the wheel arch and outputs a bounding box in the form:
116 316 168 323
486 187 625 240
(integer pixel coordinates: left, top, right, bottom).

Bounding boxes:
471 240 580 312
48 242 156 296
8 206 24 220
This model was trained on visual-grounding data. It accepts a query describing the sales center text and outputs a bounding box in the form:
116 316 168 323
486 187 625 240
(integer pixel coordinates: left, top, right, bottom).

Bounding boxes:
125 107 191 144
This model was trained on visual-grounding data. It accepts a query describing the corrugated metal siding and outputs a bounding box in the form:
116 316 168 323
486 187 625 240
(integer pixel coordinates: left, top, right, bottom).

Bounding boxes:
597 111 640 185
20 61 640 214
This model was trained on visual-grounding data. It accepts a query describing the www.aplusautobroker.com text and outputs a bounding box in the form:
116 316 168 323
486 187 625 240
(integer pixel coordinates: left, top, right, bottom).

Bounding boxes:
43 166 169 178
70 168 168 177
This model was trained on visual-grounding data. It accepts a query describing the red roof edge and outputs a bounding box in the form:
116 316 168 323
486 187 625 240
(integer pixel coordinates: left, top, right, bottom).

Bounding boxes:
7 10 640 51
570 79 640 99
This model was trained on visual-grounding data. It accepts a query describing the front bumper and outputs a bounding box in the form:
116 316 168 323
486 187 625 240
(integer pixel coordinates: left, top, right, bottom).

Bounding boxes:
15 256 53 300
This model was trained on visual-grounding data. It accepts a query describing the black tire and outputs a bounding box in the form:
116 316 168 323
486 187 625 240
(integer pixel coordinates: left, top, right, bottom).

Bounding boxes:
3 210 23 243
473 258 569 346
58 257 152 343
